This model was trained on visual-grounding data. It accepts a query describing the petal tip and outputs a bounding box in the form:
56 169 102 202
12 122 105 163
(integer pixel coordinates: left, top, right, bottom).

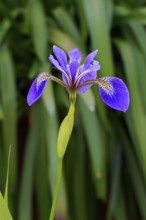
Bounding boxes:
27 99 33 106
27 73 49 106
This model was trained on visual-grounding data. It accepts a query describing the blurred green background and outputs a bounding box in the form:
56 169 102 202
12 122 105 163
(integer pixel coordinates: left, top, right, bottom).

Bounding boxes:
0 0 146 219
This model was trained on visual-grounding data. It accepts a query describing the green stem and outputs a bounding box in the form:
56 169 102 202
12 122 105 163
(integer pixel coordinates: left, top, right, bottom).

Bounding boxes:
49 157 63 220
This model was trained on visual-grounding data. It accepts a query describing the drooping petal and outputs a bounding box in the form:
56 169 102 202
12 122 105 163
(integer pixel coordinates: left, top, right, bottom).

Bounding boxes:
69 60 79 81
53 45 67 70
98 77 130 112
68 48 82 63
78 71 97 94
27 73 49 106
83 50 98 71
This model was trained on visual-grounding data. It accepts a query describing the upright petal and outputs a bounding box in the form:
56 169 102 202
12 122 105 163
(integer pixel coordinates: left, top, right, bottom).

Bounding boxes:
53 45 67 70
68 48 82 63
69 60 79 82
83 50 98 71
76 61 100 93
90 61 100 72
49 55 65 73
98 77 130 112
78 71 97 94
27 73 49 106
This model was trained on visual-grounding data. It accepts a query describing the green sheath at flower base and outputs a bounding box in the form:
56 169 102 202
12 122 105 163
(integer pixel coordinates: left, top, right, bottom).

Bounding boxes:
57 102 75 158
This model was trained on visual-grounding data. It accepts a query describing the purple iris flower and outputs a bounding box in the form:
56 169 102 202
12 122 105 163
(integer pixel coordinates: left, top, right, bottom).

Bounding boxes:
27 45 130 112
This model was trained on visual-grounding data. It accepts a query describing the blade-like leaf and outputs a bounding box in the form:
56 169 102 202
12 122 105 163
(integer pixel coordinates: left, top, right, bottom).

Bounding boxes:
115 39 146 182
48 28 83 53
79 97 107 199
4 146 11 205
28 0 47 63
82 0 114 76
18 103 43 220
0 46 17 190
53 7 81 44
0 192 13 220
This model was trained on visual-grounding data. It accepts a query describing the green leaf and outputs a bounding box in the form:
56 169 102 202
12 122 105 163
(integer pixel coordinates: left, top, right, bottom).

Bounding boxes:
28 0 47 63
115 39 146 182
79 97 107 199
4 146 11 205
34 107 51 220
18 103 43 220
72 130 89 220
74 0 88 43
0 192 13 220
0 19 11 44
80 90 96 112
107 144 122 220
114 189 128 220
0 146 12 220
0 46 17 190
53 7 81 44
82 0 114 76
48 28 83 53
114 5 146 25
120 125 146 220
0 104 4 120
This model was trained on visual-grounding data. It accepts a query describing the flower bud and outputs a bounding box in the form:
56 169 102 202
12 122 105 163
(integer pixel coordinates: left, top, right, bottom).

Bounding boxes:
57 103 75 158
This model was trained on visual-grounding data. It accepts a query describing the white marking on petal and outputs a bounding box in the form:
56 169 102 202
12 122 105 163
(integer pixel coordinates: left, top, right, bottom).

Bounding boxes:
36 73 50 91
74 69 91 87
74 61 100 88
98 77 115 96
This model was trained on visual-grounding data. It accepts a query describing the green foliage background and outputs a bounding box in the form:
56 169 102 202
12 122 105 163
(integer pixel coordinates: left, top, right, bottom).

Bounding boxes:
0 0 146 219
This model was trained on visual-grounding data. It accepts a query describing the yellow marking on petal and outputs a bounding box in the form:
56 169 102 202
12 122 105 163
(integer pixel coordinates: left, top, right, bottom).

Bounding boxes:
37 73 49 85
98 78 114 95
99 80 112 90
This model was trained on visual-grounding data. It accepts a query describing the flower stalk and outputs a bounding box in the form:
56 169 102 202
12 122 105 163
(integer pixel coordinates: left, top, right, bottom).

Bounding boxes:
49 157 63 220
49 97 76 220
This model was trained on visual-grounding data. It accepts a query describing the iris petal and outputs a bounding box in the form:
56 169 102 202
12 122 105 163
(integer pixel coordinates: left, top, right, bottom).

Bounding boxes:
78 71 97 94
76 61 100 93
91 61 101 71
49 55 65 72
68 48 82 63
53 45 67 70
83 50 98 71
69 60 79 81
98 77 130 112
27 73 49 106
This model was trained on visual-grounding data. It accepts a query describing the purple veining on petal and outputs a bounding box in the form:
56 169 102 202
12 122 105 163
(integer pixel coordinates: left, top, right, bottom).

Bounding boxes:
98 77 130 112
68 48 82 63
27 73 49 106
53 45 67 70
